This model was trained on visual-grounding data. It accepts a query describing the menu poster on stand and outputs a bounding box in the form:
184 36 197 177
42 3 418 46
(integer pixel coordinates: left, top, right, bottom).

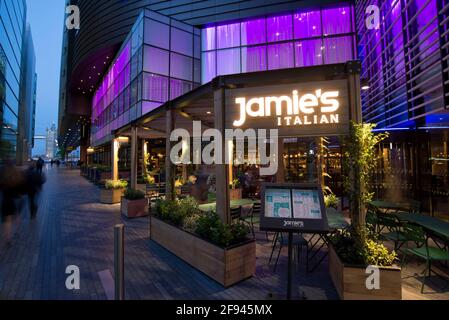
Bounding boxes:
292 189 322 219
264 189 292 218
260 183 329 233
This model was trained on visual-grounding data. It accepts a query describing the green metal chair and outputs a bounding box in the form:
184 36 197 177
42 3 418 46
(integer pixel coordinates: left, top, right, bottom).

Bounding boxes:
399 223 449 293
377 213 408 251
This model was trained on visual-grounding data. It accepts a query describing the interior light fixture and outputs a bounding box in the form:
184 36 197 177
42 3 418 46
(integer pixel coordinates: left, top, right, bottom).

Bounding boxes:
361 78 370 90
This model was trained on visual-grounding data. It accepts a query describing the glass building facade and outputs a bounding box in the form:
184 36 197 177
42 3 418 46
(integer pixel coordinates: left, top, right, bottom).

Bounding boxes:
0 0 26 161
201 4 356 83
91 10 201 146
357 0 449 217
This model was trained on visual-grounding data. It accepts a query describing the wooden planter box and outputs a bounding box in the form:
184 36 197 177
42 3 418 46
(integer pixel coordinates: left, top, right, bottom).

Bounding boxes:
121 198 148 218
150 217 256 287
229 188 242 201
100 189 125 204
329 245 402 300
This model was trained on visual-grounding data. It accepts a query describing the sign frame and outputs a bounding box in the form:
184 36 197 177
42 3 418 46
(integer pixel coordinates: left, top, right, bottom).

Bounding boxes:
260 183 330 233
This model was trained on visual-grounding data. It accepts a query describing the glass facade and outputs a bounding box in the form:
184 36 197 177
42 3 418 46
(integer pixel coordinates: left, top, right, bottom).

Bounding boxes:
357 0 449 218
201 3 356 83
0 0 26 161
357 0 444 128
91 10 201 146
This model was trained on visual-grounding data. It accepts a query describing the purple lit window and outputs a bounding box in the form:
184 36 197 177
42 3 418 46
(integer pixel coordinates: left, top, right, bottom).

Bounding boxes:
142 101 162 115
322 6 351 35
142 73 169 103
242 46 267 72
143 46 169 75
267 43 294 70
201 51 216 83
217 23 240 49
170 53 193 81
241 19 266 45
267 15 293 42
217 48 241 75
201 27 216 51
144 18 170 49
323 36 353 64
170 79 193 100
295 40 323 67
294 10 322 39
171 28 193 56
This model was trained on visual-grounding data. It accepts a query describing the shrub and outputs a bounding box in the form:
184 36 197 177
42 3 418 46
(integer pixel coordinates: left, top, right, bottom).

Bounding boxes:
195 212 250 248
324 193 339 209
330 227 397 267
154 197 199 227
178 197 199 217
124 188 145 200
105 179 128 190
230 178 241 190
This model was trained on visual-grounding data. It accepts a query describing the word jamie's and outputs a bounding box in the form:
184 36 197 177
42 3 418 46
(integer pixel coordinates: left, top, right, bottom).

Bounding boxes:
234 89 341 128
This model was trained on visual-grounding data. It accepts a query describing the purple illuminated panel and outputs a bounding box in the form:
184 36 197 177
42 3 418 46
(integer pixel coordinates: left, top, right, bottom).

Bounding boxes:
217 23 240 49
295 40 323 67
143 45 169 75
322 6 351 35
323 36 353 64
242 46 267 72
217 48 241 75
142 73 169 103
267 15 293 42
142 101 162 115
170 79 193 100
294 10 321 39
241 19 266 45
202 51 216 83
268 43 294 70
201 27 216 51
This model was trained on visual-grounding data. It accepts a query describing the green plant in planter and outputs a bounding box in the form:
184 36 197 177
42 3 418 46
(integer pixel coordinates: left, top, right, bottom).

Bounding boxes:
124 188 145 200
330 226 397 267
154 196 199 227
324 193 339 209
230 178 241 190
105 179 128 190
343 122 388 226
195 212 250 248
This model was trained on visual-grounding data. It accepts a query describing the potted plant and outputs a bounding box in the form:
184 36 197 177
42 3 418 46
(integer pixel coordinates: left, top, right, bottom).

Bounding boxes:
121 188 148 218
150 197 255 287
100 179 128 204
229 178 242 201
328 122 400 300
328 227 401 300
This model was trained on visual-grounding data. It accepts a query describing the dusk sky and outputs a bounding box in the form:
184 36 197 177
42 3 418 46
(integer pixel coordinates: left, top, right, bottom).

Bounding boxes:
27 0 65 155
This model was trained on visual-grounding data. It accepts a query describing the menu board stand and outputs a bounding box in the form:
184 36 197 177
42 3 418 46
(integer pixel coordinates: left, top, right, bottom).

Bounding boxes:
261 183 329 300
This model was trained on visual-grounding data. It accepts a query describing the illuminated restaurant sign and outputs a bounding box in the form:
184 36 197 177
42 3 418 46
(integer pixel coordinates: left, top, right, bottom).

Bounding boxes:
225 80 350 137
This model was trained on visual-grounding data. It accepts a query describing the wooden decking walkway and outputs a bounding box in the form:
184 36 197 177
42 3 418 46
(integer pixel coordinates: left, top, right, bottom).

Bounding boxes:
0 167 447 300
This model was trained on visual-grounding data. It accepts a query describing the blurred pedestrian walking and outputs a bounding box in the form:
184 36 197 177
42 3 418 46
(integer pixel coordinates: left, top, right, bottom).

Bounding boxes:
36 157 44 174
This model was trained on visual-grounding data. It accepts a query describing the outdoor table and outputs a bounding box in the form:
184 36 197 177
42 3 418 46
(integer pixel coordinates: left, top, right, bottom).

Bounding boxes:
395 212 449 248
369 200 406 214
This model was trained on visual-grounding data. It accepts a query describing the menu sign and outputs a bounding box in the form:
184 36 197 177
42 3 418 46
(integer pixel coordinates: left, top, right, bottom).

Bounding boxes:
260 183 329 233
